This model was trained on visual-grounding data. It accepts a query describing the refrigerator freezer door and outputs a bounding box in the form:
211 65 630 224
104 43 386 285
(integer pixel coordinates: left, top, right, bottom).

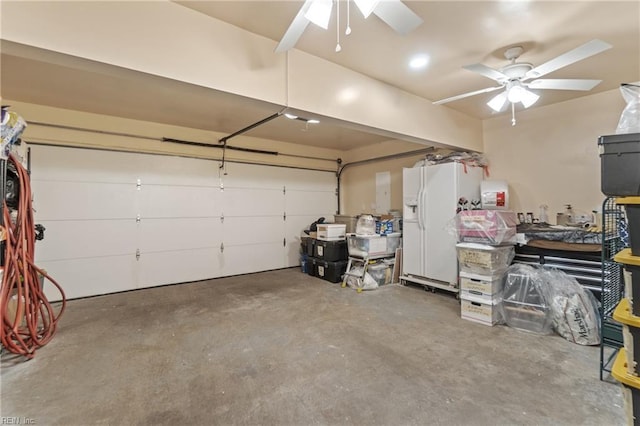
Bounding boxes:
402 220 422 276
402 167 421 223
402 167 423 277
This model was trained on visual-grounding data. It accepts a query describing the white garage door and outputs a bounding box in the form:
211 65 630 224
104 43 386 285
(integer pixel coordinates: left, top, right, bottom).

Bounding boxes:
31 145 336 300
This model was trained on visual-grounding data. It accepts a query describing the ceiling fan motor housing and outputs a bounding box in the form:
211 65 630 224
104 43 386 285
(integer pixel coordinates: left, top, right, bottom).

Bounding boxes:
499 62 533 81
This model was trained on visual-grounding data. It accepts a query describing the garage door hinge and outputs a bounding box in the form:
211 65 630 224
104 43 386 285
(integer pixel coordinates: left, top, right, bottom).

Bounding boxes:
283 186 286 195
137 179 141 191
220 213 224 223
220 242 224 253
135 249 140 261
136 214 141 223
283 238 286 247
283 212 286 221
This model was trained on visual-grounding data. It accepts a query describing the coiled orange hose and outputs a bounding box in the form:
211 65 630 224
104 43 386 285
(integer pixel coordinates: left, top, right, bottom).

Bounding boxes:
0 153 65 358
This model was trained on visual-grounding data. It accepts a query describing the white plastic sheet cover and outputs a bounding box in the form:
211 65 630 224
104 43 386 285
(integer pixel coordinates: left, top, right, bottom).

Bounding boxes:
542 268 601 346
501 264 554 335
617 83 640 134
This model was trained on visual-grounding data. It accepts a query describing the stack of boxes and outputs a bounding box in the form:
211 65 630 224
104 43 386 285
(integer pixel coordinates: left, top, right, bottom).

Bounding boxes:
305 224 349 283
599 132 640 423
455 210 517 326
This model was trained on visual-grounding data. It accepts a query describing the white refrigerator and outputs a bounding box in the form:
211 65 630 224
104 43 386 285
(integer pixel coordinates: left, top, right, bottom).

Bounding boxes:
401 162 483 292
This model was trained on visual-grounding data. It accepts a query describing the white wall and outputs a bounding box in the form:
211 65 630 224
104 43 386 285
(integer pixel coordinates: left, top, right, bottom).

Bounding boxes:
483 89 625 222
339 140 430 215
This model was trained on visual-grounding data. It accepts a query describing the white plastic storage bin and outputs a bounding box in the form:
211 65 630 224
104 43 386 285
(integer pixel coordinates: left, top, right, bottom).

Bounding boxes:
347 233 401 257
456 243 514 275
459 270 504 301
460 294 501 326
317 224 346 241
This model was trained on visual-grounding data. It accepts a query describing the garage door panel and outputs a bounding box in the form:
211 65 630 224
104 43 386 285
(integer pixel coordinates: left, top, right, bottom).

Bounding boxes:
286 189 336 216
222 187 283 216
219 243 286 276
223 163 285 188
139 185 222 218
33 181 137 220
139 218 222 252
137 248 220 288
137 155 218 186
35 219 137 262
223 216 284 246
30 145 140 183
39 256 138 301
32 144 337 299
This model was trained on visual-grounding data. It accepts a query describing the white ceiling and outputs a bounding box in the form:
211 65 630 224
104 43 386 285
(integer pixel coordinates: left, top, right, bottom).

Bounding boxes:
2 1 639 151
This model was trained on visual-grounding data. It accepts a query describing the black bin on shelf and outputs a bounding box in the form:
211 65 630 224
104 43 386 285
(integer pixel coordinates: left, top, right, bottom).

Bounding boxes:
599 133 640 196
617 199 640 256
315 259 348 283
306 257 317 277
305 238 316 257
314 239 347 262
615 249 640 316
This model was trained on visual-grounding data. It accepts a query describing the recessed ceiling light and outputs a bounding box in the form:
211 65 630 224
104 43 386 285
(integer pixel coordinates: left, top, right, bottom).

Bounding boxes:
307 119 320 124
284 113 298 120
409 54 429 70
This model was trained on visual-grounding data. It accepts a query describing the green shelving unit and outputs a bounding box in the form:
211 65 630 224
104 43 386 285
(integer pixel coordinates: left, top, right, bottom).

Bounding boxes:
600 197 625 381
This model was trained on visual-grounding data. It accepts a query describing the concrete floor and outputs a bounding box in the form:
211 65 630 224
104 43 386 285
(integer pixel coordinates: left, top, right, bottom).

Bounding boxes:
1 268 626 425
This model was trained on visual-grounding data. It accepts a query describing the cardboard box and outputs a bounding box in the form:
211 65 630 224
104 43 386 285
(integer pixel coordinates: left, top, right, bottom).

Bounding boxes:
459 270 505 301
456 243 514 275
460 293 501 326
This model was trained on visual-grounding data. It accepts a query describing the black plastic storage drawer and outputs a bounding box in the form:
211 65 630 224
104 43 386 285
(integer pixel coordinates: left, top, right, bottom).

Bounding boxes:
315 259 348 283
305 238 316 257
314 239 347 261
306 257 317 276
599 133 640 196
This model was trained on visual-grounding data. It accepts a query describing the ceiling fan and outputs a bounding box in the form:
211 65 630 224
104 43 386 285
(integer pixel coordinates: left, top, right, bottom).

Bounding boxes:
275 0 423 53
433 39 613 123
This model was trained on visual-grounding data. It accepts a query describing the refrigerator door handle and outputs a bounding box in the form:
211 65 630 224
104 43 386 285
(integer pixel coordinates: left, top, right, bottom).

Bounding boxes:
417 187 424 230
420 184 428 229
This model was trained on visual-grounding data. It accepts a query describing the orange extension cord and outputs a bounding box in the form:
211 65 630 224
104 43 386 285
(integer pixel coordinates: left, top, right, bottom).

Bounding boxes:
0 153 65 358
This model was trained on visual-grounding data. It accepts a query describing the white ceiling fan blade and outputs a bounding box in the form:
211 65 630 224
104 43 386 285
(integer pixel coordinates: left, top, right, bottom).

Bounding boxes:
433 86 503 105
524 39 612 79
487 91 509 112
528 79 603 91
463 64 509 83
354 0 379 18
304 0 333 29
275 0 314 53
372 0 423 35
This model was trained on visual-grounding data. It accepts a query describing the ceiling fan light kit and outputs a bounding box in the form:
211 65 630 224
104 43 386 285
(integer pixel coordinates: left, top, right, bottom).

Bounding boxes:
434 39 613 125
